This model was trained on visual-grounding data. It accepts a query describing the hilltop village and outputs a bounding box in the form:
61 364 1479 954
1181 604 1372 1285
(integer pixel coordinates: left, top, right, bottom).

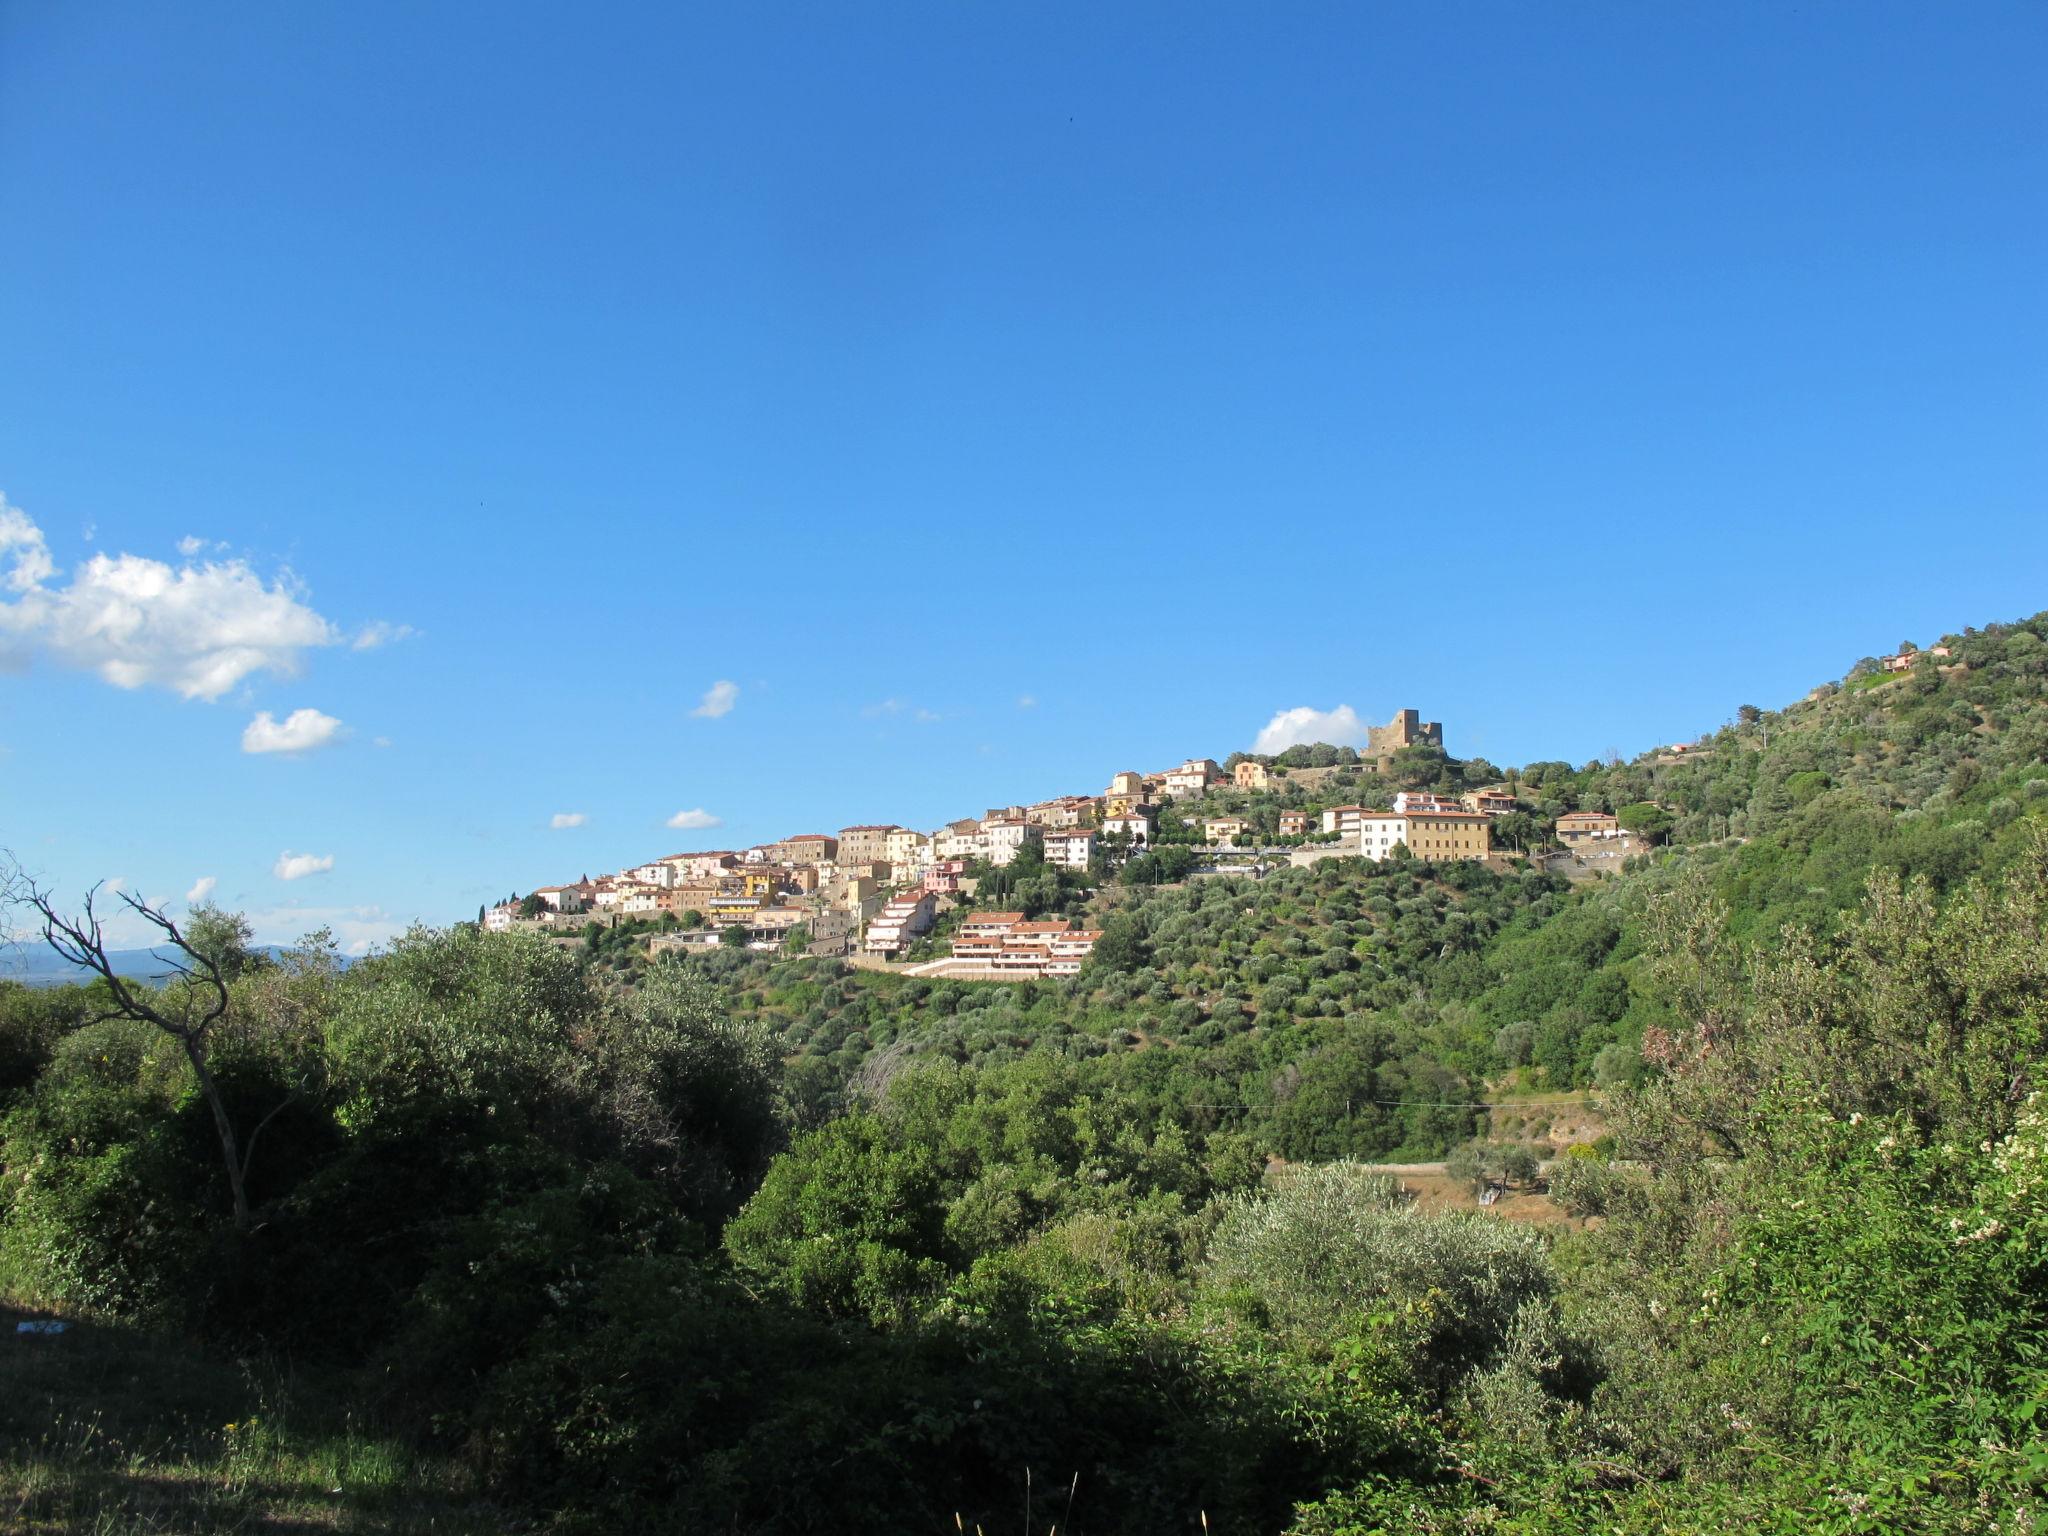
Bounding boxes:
486 706 1672 977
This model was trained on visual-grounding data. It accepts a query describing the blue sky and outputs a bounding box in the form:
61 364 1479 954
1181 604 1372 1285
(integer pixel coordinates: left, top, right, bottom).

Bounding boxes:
2 3 2044 949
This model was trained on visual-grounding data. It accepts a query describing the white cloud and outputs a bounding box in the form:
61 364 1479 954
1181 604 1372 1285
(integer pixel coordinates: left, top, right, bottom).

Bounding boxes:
0 499 349 699
666 807 722 830
177 535 204 557
1016 694 1037 710
0 496 55 592
351 620 416 650
241 707 345 755
237 902 405 955
691 679 739 718
186 875 217 905
372 736 392 748
1254 704 1372 755
550 812 587 829
273 850 335 881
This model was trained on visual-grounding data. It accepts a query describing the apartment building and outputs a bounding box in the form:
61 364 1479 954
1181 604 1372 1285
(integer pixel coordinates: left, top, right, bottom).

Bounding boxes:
766 834 838 865
959 911 1026 939
947 914 1100 976
1353 809 1492 864
885 827 931 872
1204 816 1250 844
1321 805 1369 836
837 824 901 868
925 858 971 893
864 891 936 955
1042 828 1096 870
1278 810 1311 837
1234 761 1271 790
1463 790 1518 818
1026 795 1098 829
1045 929 1104 976
981 817 1042 867
662 852 738 881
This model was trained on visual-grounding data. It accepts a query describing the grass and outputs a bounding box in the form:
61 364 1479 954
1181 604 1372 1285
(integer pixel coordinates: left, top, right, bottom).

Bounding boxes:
0 1301 510 1534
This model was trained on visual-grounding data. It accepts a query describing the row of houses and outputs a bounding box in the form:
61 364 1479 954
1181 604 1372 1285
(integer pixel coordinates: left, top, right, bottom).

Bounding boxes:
947 912 1104 976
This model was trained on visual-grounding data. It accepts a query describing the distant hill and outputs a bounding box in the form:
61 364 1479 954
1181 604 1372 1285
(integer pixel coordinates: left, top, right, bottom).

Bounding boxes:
0 943 299 989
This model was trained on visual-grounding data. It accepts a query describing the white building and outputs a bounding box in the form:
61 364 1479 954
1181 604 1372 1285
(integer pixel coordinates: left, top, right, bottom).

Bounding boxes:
1162 758 1223 799
864 891 936 955
980 817 1042 867
935 819 985 860
1392 792 1462 815
1102 808 1156 846
1042 828 1096 870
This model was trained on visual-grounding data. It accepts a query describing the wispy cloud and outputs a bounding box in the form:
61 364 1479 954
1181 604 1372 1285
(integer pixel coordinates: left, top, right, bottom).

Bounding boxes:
351 620 417 651
241 707 345 755
666 807 722 830
238 902 405 956
273 850 335 881
1016 694 1037 710
186 875 217 905
691 679 739 719
1254 704 1372 754
550 811 587 829
864 697 940 723
0 494 393 701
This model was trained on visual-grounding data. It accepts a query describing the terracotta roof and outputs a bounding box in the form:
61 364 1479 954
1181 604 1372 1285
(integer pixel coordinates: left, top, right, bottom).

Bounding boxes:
964 911 1026 924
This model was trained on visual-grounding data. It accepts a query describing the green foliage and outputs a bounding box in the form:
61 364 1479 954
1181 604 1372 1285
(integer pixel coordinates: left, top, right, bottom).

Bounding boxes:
11 611 2048 1531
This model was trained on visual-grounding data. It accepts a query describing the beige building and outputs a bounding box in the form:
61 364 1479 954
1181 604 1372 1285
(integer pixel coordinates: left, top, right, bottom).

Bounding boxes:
1026 795 1098 829
1278 810 1311 837
885 827 931 872
766 834 837 865
1556 810 1620 844
1234 761 1271 790
1463 789 1518 818
837 824 901 868
1204 816 1250 843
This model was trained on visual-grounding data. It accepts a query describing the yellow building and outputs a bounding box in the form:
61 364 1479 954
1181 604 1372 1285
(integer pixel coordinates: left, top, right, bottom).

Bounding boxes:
1356 810 1491 863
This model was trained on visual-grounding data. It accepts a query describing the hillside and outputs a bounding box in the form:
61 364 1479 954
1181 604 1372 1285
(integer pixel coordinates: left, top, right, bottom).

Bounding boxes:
4 608 2046 1533
607 612 2048 1167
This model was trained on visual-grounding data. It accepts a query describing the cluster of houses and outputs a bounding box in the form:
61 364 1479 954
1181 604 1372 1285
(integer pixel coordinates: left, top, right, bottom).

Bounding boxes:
486 707 1666 966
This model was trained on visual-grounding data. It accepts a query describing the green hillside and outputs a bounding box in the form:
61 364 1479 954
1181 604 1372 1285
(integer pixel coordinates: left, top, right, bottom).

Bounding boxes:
4 609 2047 1532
